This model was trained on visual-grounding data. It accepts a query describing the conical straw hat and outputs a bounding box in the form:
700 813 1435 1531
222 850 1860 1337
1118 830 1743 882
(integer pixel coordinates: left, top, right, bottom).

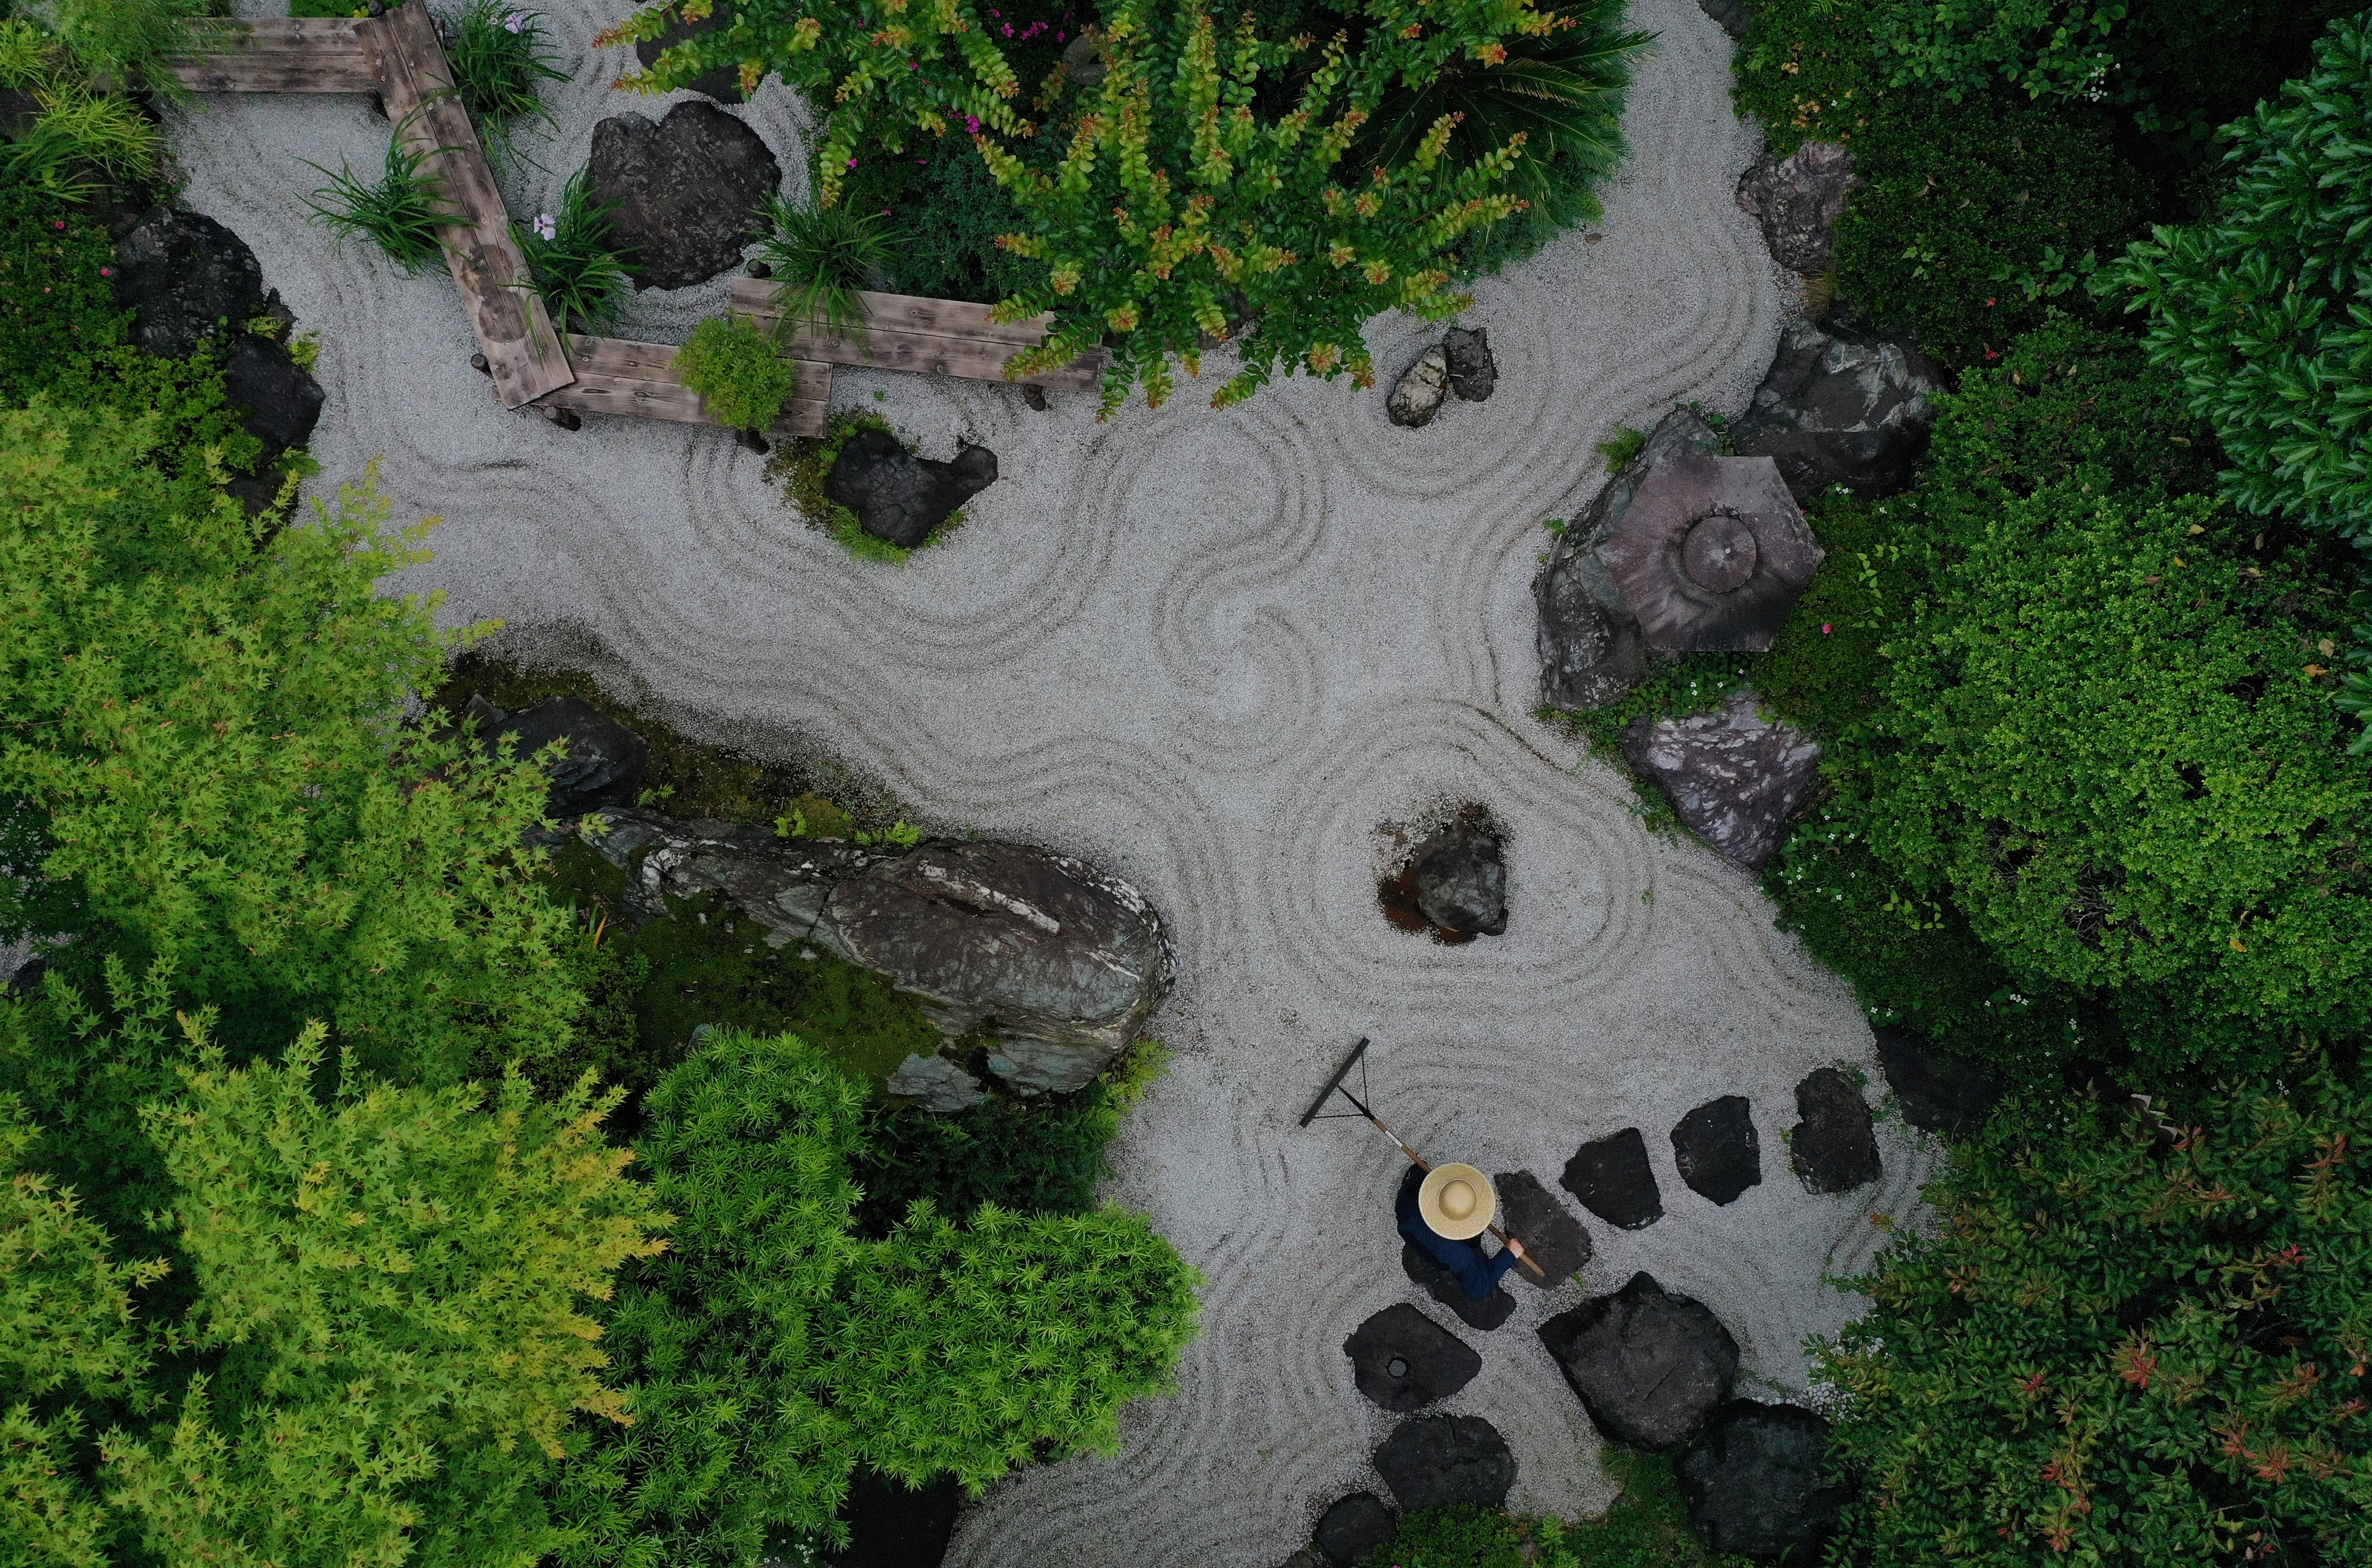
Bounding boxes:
1418 1164 1496 1241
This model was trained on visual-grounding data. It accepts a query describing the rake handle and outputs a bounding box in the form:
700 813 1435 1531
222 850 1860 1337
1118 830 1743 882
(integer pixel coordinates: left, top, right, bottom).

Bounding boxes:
1374 1117 1549 1282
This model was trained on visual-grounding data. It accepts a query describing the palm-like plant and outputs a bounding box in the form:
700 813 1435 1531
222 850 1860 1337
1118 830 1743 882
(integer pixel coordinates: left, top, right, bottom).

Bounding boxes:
750 195 899 345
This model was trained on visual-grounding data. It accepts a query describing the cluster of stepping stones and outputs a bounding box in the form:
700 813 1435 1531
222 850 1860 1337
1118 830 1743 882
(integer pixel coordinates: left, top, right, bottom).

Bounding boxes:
1299 1033 2009 1566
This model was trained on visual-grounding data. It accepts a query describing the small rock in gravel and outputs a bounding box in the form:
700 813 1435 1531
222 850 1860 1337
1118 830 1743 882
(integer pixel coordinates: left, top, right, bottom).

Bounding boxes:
1672 1095 1762 1205
1443 327 1497 401
1387 345 1449 428
1560 1127 1663 1230
1411 812 1506 936
1790 1067 1880 1194
824 428 998 549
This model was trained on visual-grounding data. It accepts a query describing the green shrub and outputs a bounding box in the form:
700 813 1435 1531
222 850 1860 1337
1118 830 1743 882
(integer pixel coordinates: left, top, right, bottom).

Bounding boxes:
40 343 268 476
861 142 1049 306
1818 1070 2372 1564
1868 481 2372 1067
2109 11 2372 543
676 313 797 433
1864 0 2125 102
443 0 565 165
515 166 629 333
1360 1451 1748 1566
753 196 897 342
304 127 453 274
0 29 163 202
31 0 225 93
0 179 123 402
1754 490 1912 740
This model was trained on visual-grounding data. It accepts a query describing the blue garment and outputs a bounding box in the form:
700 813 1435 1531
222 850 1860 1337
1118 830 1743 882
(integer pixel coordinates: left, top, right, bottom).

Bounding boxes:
1395 1163 1518 1302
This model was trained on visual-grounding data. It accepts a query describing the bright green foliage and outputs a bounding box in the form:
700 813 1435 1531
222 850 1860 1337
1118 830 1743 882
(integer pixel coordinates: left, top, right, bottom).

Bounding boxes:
21 0 227 94
0 401 582 1083
675 314 797 433
0 20 163 202
2110 12 2372 542
304 129 453 275
1359 1 1650 274
1865 0 2126 102
1869 482 2372 1063
585 1030 1198 1556
516 168 630 335
1818 1073 2372 1563
984 0 1542 413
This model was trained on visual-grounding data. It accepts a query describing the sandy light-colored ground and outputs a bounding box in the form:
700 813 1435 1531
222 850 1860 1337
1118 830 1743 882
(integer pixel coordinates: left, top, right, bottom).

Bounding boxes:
174 3 1941 1562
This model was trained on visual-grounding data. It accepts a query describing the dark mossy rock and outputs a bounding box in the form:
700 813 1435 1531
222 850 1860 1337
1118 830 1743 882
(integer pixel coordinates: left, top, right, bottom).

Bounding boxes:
1401 1240 1516 1331
111 205 273 360
1729 316 1950 506
1678 1401 1849 1562
1372 1415 1515 1511
1314 1492 1396 1568
825 1468 961 1568
589 101 780 289
471 695 650 817
1671 1096 1762 1205
1344 1303 1480 1413
1560 1127 1663 1230
1537 1272 1739 1451
1873 1024 2009 1136
825 428 998 549
1790 1067 1880 1195
1737 142 1861 275
220 333 323 458
1492 1169 1592 1289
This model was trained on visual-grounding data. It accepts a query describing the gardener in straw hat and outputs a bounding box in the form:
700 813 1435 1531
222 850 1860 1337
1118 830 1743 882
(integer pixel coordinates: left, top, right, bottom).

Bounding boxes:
1396 1162 1525 1302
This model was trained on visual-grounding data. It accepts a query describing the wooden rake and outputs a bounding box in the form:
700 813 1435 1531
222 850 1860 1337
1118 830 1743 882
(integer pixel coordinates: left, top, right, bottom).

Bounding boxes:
1300 1036 1546 1280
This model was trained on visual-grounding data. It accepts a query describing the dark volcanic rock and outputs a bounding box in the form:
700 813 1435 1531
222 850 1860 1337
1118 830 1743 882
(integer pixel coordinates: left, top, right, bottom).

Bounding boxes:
1736 142 1861 275
1344 1304 1480 1413
1534 408 1725 710
1698 0 1752 39
634 0 748 101
1401 1241 1516 1331
1790 1067 1880 1195
1678 1402 1848 1562
1537 1272 1740 1451
825 839 1171 1093
1672 1096 1761 1205
589 101 781 289
824 428 998 549
1730 316 1950 506
1314 1493 1396 1568
112 206 271 359
220 334 324 457
476 696 650 817
1410 812 1506 936
1599 454 1822 654
825 1468 961 1568
1372 1415 1515 1511
1444 327 1496 401
1493 1169 1592 1290
1874 1025 2009 1136
1622 687 1822 872
1560 1127 1663 1231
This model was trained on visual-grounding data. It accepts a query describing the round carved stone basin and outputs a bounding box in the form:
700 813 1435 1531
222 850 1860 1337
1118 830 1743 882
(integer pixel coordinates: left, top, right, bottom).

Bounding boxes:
1682 513 1758 592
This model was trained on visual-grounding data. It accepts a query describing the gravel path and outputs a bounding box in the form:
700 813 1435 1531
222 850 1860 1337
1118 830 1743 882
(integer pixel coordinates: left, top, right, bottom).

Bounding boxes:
176 4 1937 1561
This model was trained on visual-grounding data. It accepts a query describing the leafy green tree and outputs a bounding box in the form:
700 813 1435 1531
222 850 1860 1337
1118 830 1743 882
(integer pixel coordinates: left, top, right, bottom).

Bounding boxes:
0 399 580 1083
2110 10 2372 543
579 1030 1199 1558
1818 1072 2372 1563
1868 480 2372 1066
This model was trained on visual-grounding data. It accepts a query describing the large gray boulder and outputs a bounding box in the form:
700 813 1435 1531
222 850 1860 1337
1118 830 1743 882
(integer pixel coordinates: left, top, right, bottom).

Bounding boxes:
1535 408 1725 710
1736 142 1861 275
1537 1273 1739 1450
1599 454 1821 654
1622 688 1821 872
824 839 1172 1093
1678 1402 1849 1562
1730 317 1949 506
580 811 1170 1097
589 101 781 290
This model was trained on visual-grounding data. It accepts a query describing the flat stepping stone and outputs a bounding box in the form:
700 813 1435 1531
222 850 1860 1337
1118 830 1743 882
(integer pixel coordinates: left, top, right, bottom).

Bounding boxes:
1537 1271 1740 1451
1342 1304 1479 1413
1678 1400 1849 1561
1874 1024 2009 1135
1372 1414 1515 1511
1560 1127 1663 1230
1492 1169 1592 1289
1790 1067 1880 1194
1672 1095 1761 1205
1400 1240 1515 1331
1314 1492 1396 1567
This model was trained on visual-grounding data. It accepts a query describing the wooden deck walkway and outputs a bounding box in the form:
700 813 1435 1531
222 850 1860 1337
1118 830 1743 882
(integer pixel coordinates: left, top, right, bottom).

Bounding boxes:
166 2 1107 432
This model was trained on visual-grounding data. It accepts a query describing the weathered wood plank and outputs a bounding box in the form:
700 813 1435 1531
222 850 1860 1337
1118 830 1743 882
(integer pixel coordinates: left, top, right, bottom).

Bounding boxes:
167 53 379 94
726 276 1108 392
209 17 368 48
375 0 572 409
535 337 830 439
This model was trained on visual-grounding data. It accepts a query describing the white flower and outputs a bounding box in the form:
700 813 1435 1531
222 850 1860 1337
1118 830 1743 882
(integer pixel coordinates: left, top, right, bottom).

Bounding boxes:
534 212 557 242
504 11 527 32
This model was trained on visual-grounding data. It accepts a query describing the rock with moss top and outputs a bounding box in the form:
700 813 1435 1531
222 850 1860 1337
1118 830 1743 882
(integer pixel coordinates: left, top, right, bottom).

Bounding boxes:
825 429 998 548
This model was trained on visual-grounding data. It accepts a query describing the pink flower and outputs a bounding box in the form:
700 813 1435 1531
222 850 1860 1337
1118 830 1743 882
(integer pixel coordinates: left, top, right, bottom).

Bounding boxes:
98 266 111 277
503 10 526 33
1821 623 1833 634
963 114 980 134
534 212 557 241
1002 23 1014 35
847 157 858 167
